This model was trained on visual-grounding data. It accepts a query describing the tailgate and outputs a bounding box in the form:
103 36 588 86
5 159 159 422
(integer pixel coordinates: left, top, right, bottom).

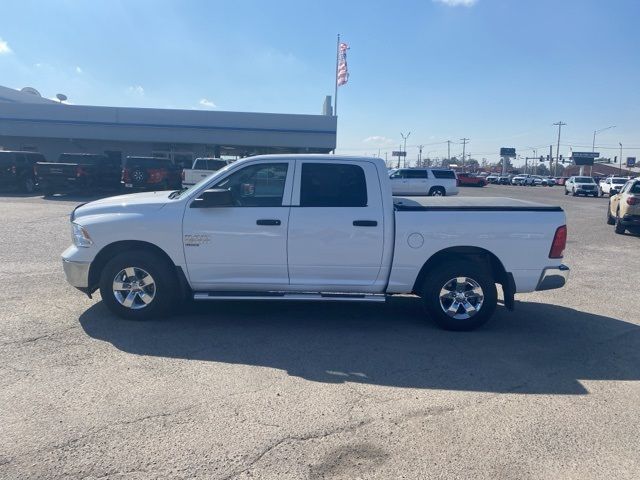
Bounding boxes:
36 162 78 178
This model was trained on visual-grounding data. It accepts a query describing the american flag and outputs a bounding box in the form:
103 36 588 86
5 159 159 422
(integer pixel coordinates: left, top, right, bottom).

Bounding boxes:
337 42 349 86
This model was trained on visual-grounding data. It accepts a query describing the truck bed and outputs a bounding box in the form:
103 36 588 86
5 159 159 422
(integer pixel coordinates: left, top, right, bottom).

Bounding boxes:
393 196 562 212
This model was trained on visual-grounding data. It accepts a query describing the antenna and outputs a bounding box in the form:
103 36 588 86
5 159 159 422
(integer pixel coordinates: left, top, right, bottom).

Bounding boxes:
56 93 68 103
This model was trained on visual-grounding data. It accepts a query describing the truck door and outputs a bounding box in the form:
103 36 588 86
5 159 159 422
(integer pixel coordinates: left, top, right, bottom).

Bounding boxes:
287 160 385 288
182 160 293 289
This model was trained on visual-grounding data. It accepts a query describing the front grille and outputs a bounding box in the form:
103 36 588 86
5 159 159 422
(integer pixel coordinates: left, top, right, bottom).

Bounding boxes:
581 185 594 190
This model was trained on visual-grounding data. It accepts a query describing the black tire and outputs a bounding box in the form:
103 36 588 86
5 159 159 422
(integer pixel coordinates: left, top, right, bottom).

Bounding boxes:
420 259 498 331
614 209 626 235
42 183 54 197
572 188 577 196
99 250 177 320
428 186 446 197
564 189 568 195
606 204 615 225
22 176 36 193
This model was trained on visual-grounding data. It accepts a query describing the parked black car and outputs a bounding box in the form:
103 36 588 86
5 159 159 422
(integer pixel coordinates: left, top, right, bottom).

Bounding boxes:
0 150 47 193
121 156 182 191
36 153 122 196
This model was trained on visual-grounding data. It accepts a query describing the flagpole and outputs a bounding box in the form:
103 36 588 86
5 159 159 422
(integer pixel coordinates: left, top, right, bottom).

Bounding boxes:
334 33 340 117
333 33 340 154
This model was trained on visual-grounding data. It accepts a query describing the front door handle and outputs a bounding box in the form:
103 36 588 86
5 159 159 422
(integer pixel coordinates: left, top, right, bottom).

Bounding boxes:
353 220 378 227
257 219 281 226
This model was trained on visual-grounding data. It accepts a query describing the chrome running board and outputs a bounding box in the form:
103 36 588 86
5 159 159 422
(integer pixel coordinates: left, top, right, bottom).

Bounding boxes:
193 291 387 302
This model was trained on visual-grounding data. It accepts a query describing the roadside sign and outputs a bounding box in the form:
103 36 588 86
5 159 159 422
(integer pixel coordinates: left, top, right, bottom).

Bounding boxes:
392 151 406 157
627 157 636 167
571 152 599 159
500 147 516 157
571 152 599 166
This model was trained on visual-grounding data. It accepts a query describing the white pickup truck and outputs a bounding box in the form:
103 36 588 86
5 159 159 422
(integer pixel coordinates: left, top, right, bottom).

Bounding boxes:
62 155 569 331
182 157 230 186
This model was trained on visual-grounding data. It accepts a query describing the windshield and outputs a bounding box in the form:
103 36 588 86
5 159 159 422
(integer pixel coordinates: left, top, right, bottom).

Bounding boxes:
575 177 594 183
612 178 627 184
170 161 235 199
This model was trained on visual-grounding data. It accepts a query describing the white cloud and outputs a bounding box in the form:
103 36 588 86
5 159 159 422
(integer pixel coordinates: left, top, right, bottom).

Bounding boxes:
0 37 12 54
127 85 145 96
199 98 216 108
75 66 83 74
363 135 395 146
433 0 477 6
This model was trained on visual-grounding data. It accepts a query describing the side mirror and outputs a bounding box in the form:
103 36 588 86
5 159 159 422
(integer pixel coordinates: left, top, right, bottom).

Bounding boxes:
190 188 234 208
610 189 618 196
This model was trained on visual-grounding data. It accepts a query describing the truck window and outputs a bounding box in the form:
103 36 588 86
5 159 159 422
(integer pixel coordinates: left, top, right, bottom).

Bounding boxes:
431 170 456 179
300 163 367 207
205 159 227 170
214 163 288 207
405 170 428 179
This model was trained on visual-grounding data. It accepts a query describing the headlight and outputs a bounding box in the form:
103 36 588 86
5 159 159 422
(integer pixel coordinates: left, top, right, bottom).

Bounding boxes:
72 223 93 247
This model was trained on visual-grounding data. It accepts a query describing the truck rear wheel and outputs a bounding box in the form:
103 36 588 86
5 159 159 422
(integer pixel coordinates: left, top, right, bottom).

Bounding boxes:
99 250 176 320
428 187 446 197
421 260 497 331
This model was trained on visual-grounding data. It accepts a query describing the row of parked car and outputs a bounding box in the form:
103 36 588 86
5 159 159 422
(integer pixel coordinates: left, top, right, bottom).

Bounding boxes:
485 173 559 186
0 150 194 196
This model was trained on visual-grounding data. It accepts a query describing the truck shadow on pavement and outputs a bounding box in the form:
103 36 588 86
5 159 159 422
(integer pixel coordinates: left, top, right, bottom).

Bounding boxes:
79 298 640 395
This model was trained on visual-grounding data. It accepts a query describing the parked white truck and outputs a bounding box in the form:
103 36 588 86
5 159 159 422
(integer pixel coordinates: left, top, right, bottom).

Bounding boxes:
63 155 569 330
182 157 230 186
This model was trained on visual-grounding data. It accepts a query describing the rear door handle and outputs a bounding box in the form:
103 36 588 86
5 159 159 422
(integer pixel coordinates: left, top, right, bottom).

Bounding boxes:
353 220 378 227
257 219 281 226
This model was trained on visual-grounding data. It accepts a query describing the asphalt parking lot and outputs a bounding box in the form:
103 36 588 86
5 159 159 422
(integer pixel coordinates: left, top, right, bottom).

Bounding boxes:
1 185 639 479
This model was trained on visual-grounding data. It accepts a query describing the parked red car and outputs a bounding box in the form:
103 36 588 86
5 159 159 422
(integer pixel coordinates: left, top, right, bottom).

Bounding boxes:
555 177 570 186
456 172 487 187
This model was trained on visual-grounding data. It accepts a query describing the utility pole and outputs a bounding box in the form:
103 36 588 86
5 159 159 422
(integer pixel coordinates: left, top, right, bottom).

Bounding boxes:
553 121 566 177
460 138 469 172
384 152 388 167
447 140 451 163
549 145 553 175
396 144 402 169
418 145 423 167
401 132 411 168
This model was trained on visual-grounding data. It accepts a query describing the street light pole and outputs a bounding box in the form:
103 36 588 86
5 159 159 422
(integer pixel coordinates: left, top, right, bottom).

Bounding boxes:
592 125 616 152
401 132 411 168
619 142 623 175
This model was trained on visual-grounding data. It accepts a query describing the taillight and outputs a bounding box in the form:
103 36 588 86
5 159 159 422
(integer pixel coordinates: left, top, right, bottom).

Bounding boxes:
549 225 567 259
122 168 130 182
148 168 164 183
627 196 638 205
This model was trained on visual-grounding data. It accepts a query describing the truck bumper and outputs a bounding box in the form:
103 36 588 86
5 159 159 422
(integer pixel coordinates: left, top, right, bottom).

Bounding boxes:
621 214 640 226
63 258 91 291
536 264 570 291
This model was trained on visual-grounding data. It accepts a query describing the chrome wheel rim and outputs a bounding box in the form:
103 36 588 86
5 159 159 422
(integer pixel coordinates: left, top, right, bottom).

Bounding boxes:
439 277 484 320
432 189 444 196
132 170 145 183
112 267 156 310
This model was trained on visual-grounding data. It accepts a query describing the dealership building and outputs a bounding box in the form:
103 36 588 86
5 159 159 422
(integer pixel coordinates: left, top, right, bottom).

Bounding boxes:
0 85 337 167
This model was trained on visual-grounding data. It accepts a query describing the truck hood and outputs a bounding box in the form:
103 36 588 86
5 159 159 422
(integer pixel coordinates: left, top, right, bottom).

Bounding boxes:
71 191 171 220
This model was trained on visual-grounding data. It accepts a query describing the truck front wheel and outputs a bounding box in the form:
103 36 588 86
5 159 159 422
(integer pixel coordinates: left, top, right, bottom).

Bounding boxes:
421 260 497 331
99 250 176 320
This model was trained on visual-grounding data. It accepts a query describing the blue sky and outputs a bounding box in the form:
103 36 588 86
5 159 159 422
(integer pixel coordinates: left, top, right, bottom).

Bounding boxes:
1 0 639 165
